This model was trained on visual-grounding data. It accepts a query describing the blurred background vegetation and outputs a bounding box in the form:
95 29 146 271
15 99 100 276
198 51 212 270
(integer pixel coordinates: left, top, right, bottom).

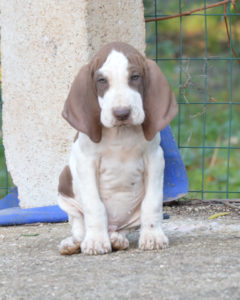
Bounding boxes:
0 51 14 199
0 1 239 200
144 0 240 199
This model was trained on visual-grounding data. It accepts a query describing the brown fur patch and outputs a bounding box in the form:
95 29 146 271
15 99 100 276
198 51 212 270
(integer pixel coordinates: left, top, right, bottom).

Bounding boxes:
94 70 110 98
58 165 74 198
74 132 79 142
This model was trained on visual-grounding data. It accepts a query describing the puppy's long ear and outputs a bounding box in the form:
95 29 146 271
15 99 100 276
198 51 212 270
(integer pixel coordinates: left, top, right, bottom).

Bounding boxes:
142 59 178 141
62 64 101 143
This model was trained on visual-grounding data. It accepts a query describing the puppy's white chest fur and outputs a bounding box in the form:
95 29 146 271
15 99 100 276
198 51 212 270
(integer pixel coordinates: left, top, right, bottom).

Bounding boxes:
98 127 146 230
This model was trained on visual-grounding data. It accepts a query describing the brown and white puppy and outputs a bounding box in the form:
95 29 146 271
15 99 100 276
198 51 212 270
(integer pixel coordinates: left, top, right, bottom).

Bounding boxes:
58 42 177 255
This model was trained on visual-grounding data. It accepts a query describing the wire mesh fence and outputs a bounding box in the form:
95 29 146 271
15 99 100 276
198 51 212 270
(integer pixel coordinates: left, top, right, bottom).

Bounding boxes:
144 0 240 200
0 1 239 201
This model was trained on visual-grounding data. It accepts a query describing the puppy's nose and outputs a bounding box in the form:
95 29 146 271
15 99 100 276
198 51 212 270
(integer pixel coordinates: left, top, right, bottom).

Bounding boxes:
113 107 131 121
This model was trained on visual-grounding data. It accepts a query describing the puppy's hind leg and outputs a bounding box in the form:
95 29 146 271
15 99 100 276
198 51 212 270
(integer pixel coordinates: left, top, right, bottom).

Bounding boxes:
58 195 85 255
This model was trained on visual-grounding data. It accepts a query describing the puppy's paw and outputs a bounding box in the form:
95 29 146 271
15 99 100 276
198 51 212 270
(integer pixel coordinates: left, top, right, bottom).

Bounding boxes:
139 227 168 251
81 232 111 255
110 231 129 250
59 236 81 255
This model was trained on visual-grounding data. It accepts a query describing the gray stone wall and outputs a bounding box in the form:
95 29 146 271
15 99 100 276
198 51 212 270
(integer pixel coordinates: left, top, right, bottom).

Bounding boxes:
1 0 145 207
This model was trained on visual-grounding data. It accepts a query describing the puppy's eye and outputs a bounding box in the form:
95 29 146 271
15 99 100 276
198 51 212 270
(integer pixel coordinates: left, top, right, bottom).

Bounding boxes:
98 78 107 84
130 74 140 81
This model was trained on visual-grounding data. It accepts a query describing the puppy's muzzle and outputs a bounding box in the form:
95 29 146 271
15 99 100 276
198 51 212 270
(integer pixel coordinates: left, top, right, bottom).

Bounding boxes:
113 107 131 121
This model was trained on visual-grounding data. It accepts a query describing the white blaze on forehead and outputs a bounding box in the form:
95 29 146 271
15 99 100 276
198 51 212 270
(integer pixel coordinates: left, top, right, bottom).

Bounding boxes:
97 49 145 128
99 50 129 86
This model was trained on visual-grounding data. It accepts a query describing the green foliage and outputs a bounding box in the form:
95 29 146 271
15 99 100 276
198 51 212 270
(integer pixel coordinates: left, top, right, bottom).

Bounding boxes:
0 84 14 199
145 2 240 58
0 144 13 199
144 0 240 199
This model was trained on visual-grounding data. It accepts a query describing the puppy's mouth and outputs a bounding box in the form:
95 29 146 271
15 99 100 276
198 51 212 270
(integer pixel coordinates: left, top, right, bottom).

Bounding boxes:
113 119 132 127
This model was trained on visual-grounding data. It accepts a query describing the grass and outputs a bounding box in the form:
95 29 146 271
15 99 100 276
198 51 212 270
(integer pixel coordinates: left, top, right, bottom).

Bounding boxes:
157 57 240 200
0 144 13 199
0 86 14 199
170 64 240 200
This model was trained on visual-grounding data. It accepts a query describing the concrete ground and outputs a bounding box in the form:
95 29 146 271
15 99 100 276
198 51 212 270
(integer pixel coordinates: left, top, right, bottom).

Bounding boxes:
0 202 240 300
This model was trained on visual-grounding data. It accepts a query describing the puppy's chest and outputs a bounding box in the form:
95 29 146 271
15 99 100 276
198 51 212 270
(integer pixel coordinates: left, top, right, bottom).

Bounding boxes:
97 144 145 228
98 144 145 200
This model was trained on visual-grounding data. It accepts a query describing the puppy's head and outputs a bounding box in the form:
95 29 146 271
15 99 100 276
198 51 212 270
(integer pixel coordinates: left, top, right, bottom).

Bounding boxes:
63 42 178 143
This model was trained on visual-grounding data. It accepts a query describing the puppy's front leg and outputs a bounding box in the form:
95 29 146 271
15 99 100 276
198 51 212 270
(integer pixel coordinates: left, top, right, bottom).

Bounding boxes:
71 149 111 255
139 142 168 250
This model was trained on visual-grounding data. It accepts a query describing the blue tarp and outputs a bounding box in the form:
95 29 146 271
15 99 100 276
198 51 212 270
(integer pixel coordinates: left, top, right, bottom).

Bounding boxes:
0 126 188 226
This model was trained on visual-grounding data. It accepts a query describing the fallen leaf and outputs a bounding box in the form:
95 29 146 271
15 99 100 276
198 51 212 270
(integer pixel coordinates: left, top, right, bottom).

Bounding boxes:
208 212 230 220
20 233 40 237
